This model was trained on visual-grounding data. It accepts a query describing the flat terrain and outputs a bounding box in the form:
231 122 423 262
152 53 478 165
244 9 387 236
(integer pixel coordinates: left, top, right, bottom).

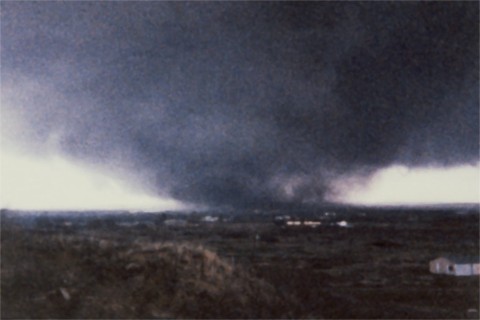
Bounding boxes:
1 207 479 319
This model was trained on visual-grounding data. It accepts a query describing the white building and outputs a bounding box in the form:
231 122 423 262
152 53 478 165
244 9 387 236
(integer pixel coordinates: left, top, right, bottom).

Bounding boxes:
336 220 350 227
429 256 480 276
202 215 219 223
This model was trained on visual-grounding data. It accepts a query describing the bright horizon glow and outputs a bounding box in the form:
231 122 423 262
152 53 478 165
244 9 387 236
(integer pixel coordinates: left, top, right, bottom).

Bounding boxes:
0 151 187 211
329 163 480 206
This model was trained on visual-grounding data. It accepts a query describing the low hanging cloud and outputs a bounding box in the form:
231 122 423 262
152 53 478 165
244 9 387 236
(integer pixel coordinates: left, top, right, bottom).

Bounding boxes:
1 151 187 211
328 163 480 206
1 2 478 209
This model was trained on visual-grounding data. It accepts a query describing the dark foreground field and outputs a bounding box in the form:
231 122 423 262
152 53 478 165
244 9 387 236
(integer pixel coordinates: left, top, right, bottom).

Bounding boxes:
1 207 479 319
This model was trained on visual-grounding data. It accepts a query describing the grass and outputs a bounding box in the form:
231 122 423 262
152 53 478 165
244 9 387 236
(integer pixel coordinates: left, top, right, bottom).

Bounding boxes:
1 227 297 319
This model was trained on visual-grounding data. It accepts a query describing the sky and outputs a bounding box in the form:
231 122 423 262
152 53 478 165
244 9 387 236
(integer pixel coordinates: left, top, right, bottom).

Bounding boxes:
1 1 479 211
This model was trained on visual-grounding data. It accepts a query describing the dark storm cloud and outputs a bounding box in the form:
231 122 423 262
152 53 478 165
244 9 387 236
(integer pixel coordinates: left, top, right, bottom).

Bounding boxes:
1 2 478 208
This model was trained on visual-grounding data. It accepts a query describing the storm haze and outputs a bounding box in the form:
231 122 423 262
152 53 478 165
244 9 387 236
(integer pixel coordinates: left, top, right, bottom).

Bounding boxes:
1 2 478 209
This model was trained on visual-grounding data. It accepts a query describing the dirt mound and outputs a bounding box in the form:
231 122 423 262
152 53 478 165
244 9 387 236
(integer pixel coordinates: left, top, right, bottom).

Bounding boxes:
1 232 294 318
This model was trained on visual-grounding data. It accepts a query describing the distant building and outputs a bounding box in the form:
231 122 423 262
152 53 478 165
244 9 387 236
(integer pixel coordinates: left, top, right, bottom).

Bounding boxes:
304 220 322 227
286 220 302 226
429 256 480 276
273 215 321 228
284 220 321 228
202 216 219 223
336 220 350 228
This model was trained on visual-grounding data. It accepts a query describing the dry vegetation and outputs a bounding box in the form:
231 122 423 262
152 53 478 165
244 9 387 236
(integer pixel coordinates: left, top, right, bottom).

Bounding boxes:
1 227 296 319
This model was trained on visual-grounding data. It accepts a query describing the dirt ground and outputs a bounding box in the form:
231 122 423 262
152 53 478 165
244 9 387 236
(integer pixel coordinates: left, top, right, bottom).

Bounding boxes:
1 207 479 319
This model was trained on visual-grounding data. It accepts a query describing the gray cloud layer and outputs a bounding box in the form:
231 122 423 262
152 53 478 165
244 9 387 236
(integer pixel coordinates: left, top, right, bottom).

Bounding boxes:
1 2 478 208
